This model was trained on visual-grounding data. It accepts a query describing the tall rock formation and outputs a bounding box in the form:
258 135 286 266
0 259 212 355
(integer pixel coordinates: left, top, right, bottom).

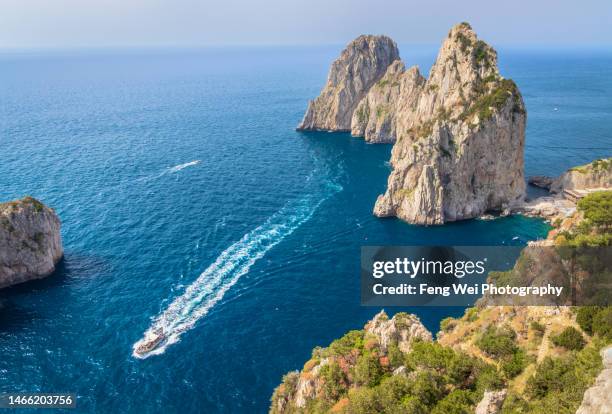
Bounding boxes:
0 197 63 288
297 35 399 131
373 23 526 224
297 23 526 224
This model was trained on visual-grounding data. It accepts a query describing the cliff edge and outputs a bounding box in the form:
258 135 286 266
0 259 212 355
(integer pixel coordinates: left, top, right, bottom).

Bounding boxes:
0 197 63 288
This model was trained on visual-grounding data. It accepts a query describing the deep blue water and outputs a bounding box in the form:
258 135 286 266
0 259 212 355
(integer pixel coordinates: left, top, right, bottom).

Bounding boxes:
0 45 610 413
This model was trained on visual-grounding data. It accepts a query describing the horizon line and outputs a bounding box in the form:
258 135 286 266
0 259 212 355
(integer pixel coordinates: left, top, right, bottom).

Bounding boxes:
1 42 612 52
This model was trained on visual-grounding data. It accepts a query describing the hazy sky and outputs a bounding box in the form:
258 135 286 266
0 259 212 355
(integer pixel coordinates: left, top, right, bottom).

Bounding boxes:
2 0 611 48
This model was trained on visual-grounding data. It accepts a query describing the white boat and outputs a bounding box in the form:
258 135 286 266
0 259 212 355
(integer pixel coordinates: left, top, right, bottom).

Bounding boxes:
134 328 166 356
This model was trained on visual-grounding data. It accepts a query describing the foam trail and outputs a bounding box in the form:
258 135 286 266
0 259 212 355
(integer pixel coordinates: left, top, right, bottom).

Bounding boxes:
133 181 341 358
168 160 201 173
137 160 201 182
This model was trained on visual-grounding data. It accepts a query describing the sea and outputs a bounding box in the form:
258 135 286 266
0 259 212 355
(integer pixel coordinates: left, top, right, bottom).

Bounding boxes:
0 44 610 413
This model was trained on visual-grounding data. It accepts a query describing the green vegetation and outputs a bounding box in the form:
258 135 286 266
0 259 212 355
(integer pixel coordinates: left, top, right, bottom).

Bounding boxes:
501 349 529 378
530 321 546 336
591 158 612 172
440 317 457 333
577 191 612 229
477 325 517 357
460 79 524 123
592 308 612 342
456 32 473 53
473 40 490 65
324 330 365 357
551 327 586 351
557 191 612 247
570 158 611 174
23 196 44 212
519 343 602 413
320 363 348 401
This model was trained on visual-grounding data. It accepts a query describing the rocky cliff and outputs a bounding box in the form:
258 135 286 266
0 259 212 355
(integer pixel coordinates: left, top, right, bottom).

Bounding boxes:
298 23 526 224
270 183 611 414
297 35 399 131
373 23 526 224
550 158 612 194
0 197 63 288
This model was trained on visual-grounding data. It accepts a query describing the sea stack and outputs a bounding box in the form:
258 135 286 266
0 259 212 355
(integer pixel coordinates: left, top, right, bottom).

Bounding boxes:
297 35 399 131
298 23 526 225
0 197 63 288
373 23 526 224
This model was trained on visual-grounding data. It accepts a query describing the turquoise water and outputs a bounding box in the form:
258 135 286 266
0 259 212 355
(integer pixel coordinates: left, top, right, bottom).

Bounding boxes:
0 45 610 413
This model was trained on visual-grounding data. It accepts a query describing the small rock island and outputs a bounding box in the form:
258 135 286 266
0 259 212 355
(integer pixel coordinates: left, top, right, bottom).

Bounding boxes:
299 23 526 225
0 196 63 288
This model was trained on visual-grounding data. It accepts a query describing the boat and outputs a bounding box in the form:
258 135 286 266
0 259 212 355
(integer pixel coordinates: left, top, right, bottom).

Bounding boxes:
134 328 166 356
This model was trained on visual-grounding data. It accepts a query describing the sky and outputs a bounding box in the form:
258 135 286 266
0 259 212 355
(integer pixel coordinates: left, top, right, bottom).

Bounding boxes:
1 0 611 48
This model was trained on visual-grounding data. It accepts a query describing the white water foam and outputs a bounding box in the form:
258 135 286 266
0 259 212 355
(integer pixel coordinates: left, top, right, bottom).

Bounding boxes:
137 160 201 182
133 181 341 358
168 160 201 173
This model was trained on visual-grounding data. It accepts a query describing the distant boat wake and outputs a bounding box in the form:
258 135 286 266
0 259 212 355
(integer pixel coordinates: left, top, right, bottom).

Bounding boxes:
168 160 201 173
133 178 341 358
138 160 201 182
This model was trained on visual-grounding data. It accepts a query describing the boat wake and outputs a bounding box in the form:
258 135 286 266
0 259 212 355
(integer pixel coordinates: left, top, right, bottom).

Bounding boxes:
168 160 201 173
137 160 201 182
133 180 341 359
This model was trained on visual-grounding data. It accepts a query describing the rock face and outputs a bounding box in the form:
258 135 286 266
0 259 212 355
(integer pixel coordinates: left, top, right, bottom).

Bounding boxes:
365 309 432 352
270 311 432 413
550 158 612 194
298 23 526 224
297 35 399 131
373 23 526 224
475 389 507 414
350 61 426 143
0 197 63 288
576 345 612 414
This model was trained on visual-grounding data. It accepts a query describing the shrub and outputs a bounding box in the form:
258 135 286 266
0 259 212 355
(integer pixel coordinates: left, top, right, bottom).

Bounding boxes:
576 306 603 335
411 371 444 407
352 353 384 387
577 191 612 228
347 387 380 414
527 344 602 404
530 321 546 336
431 389 475 414
319 362 348 402
477 325 517 357
501 349 528 378
592 307 612 341
475 364 504 394
386 343 405 369
527 356 575 398
326 330 364 357
440 317 457 332
464 307 479 322
551 327 586 351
